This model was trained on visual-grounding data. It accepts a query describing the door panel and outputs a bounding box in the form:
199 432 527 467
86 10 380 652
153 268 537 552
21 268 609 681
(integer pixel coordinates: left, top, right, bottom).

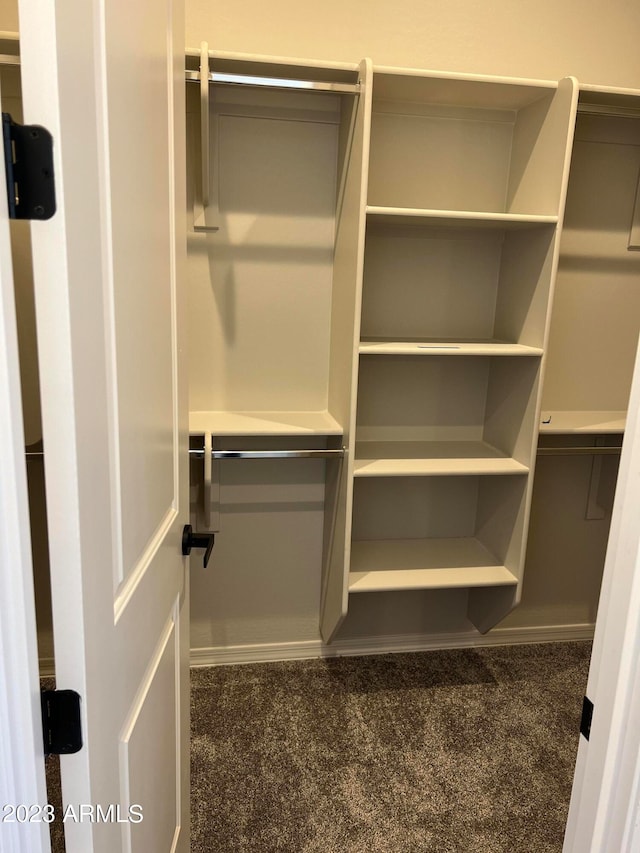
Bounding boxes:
120 612 179 853
17 1 188 851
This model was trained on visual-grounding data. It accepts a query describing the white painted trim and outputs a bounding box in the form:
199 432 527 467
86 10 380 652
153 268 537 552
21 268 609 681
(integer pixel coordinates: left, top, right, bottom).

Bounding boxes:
189 622 594 668
564 339 640 852
0 76 51 852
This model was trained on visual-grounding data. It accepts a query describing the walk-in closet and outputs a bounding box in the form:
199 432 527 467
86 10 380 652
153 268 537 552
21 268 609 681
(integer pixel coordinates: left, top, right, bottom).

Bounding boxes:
3 2 640 849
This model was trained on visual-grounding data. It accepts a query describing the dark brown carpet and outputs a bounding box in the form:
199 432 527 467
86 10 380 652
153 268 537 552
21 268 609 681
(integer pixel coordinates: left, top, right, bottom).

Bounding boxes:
191 642 591 853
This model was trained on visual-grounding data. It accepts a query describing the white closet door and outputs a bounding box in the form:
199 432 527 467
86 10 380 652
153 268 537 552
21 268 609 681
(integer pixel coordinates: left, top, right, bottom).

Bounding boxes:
17 1 189 852
564 338 640 852
0 78 51 853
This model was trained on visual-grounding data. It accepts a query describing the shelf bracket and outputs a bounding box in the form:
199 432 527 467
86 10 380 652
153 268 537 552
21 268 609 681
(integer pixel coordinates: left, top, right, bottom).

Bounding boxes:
202 431 220 532
193 41 220 233
629 166 640 251
585 437 620 520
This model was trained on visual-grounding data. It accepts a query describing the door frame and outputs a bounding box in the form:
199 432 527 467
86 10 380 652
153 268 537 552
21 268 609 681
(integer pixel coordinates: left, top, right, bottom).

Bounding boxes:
563 337 640 852
0 68 51 853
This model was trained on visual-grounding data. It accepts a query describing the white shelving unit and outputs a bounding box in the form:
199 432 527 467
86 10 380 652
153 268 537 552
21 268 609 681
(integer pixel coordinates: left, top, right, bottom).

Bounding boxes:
184 52 584 644
320 67 579 641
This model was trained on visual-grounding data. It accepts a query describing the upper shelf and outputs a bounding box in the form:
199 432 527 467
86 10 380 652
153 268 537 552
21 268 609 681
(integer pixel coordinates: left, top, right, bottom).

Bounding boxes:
366 206 558 230
371 67 557 111
186 48 361 86
539 410 626 434
190 410 343 437
359 339 543 357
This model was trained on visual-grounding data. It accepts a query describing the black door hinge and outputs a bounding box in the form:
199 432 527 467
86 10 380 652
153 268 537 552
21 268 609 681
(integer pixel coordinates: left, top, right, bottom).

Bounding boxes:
580 695 594 741
41 690 83 755
2 112 56 220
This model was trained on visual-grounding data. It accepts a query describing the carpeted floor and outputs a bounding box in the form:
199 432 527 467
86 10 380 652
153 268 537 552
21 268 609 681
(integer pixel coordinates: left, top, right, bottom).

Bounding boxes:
191 642 591 853
43 642 589 852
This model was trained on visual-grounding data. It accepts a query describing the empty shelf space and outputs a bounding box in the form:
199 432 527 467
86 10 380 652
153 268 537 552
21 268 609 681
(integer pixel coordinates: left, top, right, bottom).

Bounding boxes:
189 410 343 436
359 338 543 357
353 441 529 476
371 69 557 111
539 410 626 434
349 538 518 592
366 206 558 230
366 81 574 218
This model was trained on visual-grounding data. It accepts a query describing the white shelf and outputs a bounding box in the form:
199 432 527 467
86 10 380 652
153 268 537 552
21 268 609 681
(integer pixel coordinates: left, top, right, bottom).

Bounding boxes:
359 339 543 357
189 410 343 436
539 410 626 434
366 206 558 230
354 441 529 477
349 538 518 592
371 68 556 111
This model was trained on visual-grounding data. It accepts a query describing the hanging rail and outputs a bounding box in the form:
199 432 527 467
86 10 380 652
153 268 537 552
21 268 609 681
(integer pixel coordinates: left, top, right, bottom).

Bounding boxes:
577 103 640 120
537 446 621 456
186 42 359 233
189 448 345 460
185 69 361 95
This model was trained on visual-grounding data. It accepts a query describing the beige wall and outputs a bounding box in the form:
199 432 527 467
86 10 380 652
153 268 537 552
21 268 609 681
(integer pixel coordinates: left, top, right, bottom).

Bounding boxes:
0 0 18 33
187 0 640 89
4 1 639 88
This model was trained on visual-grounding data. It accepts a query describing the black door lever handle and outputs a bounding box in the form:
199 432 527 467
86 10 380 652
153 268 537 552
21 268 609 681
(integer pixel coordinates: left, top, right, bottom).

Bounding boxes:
182 524 215 568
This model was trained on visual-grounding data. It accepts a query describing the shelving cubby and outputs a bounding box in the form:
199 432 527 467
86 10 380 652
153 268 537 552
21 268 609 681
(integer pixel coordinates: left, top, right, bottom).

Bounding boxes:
355 354 540 475
368 70 576 217
360 219 556 352
349 476 527 631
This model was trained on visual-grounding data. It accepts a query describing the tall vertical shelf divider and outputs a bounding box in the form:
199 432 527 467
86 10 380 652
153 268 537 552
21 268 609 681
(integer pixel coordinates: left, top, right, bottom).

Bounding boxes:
320 69 578 642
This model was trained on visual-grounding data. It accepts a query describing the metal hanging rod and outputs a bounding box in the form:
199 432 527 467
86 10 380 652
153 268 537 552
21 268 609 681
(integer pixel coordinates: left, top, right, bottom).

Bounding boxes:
577 103 640 120
0 54 19 66
185 69 360 95
189 448 345 460
537 446 621 457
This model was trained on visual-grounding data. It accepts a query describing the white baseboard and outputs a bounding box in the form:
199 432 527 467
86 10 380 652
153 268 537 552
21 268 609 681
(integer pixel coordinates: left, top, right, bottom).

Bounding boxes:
189 622 595 668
